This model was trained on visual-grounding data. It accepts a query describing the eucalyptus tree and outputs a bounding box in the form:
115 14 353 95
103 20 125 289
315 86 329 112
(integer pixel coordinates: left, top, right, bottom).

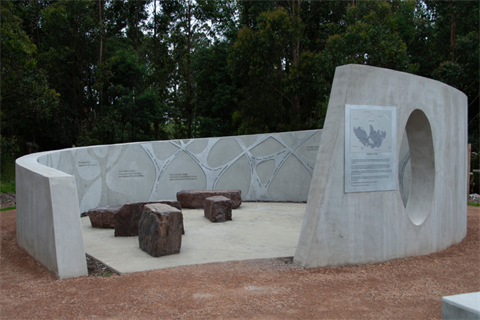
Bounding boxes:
193 40 237 138
3 0 476 153
228 0 349 134
37 0 111 147
422 0 479 150
318 1 414 77
1 1 58 151
145 0 237 138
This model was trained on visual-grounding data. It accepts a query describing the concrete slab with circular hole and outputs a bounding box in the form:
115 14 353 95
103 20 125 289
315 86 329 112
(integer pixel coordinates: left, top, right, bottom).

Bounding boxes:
294 64 468 268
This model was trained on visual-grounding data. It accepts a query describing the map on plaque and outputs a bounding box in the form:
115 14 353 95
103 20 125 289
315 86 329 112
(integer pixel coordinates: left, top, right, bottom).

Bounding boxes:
345 105 396 193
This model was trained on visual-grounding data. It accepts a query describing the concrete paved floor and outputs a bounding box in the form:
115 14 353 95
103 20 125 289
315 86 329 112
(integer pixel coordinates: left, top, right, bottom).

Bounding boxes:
82 202 306 274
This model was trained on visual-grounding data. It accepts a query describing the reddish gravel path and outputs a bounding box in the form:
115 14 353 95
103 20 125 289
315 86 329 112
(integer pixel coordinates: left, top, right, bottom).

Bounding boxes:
1 207 479 320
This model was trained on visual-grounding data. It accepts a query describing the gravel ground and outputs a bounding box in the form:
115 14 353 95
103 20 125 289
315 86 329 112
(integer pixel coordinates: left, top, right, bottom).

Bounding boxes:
1 206 479 319
469 193 480 204
0 193 16 209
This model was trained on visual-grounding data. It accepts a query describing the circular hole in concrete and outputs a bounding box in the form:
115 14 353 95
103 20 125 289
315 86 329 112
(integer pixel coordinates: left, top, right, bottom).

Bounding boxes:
404 109 435 226
398 131 411 208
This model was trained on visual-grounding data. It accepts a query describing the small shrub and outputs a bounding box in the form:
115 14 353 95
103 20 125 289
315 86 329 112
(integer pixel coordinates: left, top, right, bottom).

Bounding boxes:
1 181 15 193
1 146 16 194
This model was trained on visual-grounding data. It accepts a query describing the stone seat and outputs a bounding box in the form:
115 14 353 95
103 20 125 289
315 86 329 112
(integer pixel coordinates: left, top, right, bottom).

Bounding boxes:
204 196 232 222
87 205 121 228
114 200 183 237
176 190 241 209
138 204 183 257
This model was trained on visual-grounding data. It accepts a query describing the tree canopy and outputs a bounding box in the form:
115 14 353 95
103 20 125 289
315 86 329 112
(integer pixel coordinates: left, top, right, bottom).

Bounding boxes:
1 0 478 154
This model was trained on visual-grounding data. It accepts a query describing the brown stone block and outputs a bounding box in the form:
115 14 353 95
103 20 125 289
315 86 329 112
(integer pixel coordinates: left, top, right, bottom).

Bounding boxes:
87 205 121 228
176 190 241 209
204 196 232 222
114 200 183 237
138 204 183 257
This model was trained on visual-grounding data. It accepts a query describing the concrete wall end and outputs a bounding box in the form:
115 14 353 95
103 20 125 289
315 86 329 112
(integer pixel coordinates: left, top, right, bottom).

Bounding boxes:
16 154 88 279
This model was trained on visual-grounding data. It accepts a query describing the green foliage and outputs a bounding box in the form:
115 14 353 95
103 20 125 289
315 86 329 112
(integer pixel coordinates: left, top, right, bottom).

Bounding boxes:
193 42 236 137
37 0 101 148
1 135 18 194
283 50 327 128
1 136 20 156
1 0 477 153
228 6 314 134
0 207 16 212
75 39 169 146
308 0 420 129
0 182 16 194
229 0 417 134
416 0 479 151
1 2 59 149
320 1 413 73
0 151 16 194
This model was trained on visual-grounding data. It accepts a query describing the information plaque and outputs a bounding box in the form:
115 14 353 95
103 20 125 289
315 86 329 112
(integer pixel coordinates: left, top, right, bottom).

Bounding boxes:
345 105 396 193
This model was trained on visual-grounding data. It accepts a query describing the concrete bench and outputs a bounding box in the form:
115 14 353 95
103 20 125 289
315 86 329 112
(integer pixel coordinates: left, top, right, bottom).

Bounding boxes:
138 204 183 257
114 200 183 237
442 292 480 319
204 196 232 222
176 190 241 209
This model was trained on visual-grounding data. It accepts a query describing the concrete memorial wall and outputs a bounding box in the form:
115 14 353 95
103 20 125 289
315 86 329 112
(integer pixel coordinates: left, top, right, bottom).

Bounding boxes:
294 64 468 268
16 130 322 278
37 130 322 213
15 63 466 280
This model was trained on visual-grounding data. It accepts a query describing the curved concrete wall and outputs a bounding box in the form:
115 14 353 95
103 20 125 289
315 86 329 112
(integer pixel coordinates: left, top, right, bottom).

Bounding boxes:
37 130 322 212
294 64 468 268
16 130 322 278
15 64 466 279
16 154 88 279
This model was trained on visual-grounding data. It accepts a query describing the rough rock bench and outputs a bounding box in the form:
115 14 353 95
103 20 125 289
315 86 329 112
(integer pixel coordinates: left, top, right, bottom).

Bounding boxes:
87 205 121 228
204 196 232 222
138 204 183 257
87 200 181 231
176 190 241 209
112 200 183 237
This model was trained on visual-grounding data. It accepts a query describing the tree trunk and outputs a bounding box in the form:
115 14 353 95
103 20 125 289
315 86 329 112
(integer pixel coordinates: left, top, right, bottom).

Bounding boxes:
153 0 157 87
291 0 301 129
98 0 104 116
186 0 193 138
133 0 139 142
449 1 457 62
98 0 103 65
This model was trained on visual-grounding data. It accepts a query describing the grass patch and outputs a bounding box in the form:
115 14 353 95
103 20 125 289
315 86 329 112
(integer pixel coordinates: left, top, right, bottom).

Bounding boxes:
468 202 480 207
0 206 16 211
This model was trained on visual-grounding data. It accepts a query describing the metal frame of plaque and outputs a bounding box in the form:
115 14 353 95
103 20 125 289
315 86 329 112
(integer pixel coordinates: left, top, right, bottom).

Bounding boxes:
345 105 397 193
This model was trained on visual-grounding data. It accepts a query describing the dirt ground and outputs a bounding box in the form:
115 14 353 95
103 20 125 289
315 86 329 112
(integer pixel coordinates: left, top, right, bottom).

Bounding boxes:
1 207 479 320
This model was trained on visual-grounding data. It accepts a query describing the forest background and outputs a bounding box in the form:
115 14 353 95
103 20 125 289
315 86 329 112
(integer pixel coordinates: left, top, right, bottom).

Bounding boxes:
1 0 479 182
